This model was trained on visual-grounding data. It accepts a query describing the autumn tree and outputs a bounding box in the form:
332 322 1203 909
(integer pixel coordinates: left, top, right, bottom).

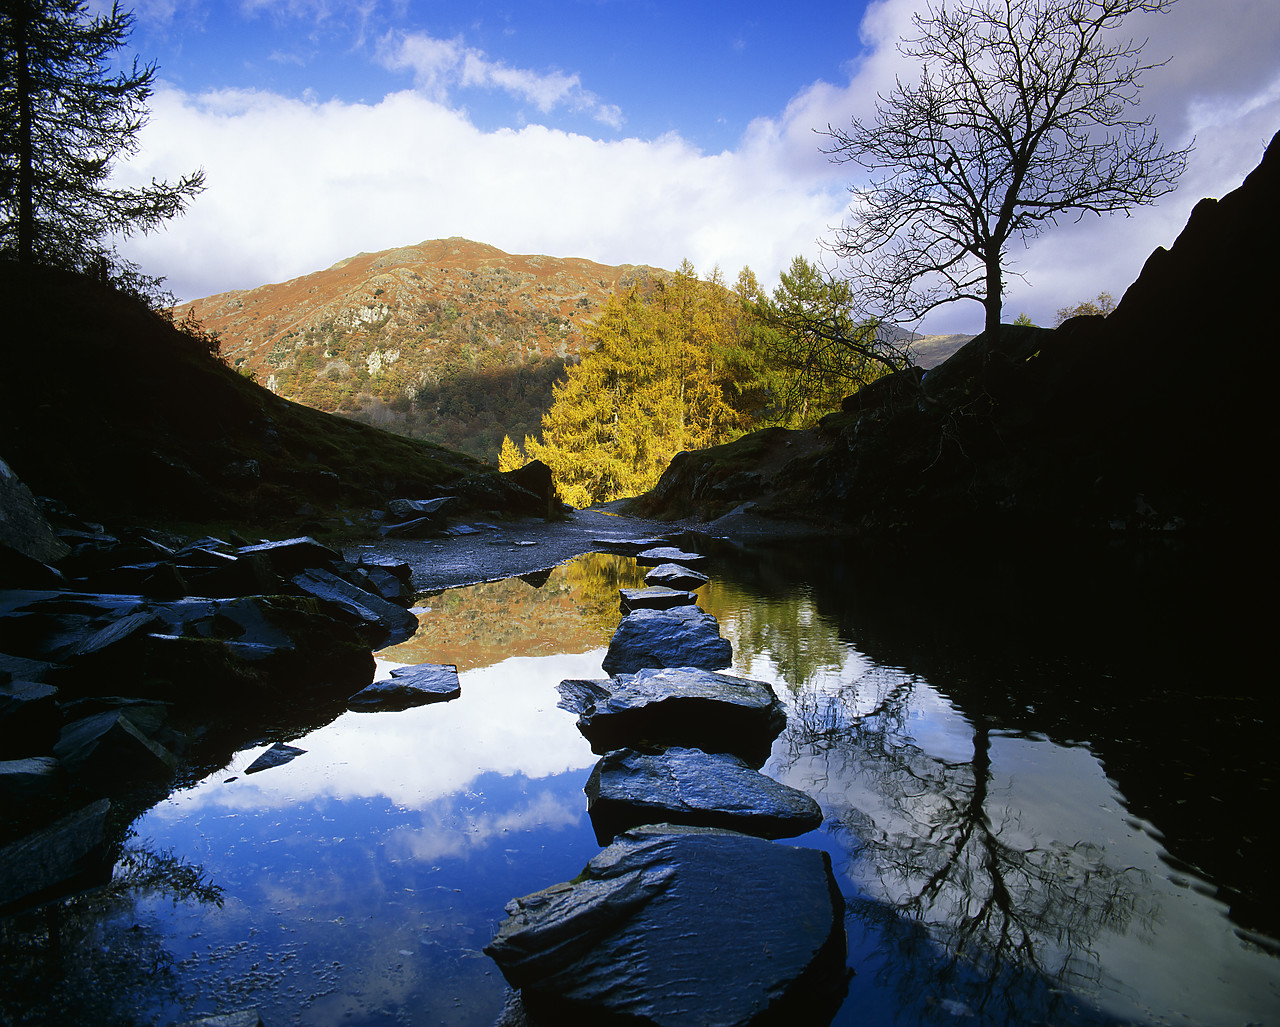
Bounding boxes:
824 0 1191 338
0 0 204 278
1054 290 1116 326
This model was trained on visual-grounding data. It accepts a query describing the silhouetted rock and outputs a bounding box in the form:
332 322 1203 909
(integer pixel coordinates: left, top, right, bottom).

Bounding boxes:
348 663 460 711
558 667 786 767
53 710 177 782
0 457 70 565
585 746 823 844
485 824 847 1026
0 798 112 914
0 679 60 757
602 606 732 676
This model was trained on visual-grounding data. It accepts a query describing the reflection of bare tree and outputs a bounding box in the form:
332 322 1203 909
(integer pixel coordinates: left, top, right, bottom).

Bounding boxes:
0 841 223 1026
777 671 1155 1025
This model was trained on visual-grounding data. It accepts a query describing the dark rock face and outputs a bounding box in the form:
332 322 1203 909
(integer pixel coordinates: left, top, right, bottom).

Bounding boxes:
618 586 698 613
484 824 847 1027
643 563 709 590
585 747 823 844
245 742 307 774
558 667 786 767
0 798 112 914
635 132 1280 547
347 663 460 711
602 606 733 676
0 457 69 565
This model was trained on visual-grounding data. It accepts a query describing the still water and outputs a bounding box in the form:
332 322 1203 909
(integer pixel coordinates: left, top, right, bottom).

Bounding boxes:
4 543 1276 1025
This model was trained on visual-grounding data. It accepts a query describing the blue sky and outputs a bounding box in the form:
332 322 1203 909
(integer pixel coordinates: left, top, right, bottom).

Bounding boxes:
109 0 1280 333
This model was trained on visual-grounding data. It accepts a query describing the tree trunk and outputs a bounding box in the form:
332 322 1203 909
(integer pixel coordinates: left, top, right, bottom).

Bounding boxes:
984 255 1003 340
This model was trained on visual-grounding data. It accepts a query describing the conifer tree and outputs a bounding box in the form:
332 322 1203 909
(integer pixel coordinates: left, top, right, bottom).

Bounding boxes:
0 0 204 276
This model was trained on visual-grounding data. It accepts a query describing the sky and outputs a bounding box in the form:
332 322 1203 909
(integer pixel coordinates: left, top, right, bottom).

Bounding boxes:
105 0 1280 333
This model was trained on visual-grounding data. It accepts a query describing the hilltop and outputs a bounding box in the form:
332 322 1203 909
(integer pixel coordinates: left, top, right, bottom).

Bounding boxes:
175 239 667 460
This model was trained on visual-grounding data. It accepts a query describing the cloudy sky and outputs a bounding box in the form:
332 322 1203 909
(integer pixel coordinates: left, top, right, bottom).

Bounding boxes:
108 0 1280 333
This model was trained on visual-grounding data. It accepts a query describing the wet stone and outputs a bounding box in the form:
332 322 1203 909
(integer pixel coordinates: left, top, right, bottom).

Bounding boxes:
245 742 307 774
643 563 709 590
347 663 461 711
634 546 708 568
585 746 823 844
485 824 847 1027
602 605 732 676
558 666 786 768
618 586 698 613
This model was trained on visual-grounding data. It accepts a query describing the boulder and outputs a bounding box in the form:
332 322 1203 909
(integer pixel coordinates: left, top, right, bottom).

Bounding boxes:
386 497 454 522
0 679 60 756
0 798 113 914
290 568 420 648
558 667 786 767
235 536 345 576
53 710 177 781
0 756 62 813
0 456 70 565
484 824 847 1026
643 563 709 591
634 546 708 568
602 606 732 676
618 586 698 613
347 663 460 711
245 742 306 774
504 460 557 518
585 747 823 844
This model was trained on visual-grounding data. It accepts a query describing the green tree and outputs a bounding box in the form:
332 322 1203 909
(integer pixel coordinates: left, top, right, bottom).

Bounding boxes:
0 0 204 276
823 0 1190 338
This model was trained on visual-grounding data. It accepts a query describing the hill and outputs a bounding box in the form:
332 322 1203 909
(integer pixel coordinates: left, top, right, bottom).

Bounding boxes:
175 239 667 461
0 264 524 540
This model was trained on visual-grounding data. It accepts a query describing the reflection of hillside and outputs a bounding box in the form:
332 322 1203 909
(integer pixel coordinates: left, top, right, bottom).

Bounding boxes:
379 553 649 670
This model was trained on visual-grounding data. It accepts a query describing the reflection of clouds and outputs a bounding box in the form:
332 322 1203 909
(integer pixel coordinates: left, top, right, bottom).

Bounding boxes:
150 652 603 818
386 790 584 863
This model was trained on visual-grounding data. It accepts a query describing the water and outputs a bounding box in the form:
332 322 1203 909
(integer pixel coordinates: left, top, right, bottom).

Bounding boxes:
2 544 1275 1025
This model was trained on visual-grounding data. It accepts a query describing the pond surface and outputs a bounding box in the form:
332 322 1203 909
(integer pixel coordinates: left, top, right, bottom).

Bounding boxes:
3 542 1275 1025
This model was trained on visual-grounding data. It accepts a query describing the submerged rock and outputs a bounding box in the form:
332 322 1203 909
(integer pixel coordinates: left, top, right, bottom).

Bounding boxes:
602 605 732 676
585 746 823 844
347 663 460 711
558 667 786 767
245 742 307 774
485 824 847 1026
618 586 698 613
643 563 709 590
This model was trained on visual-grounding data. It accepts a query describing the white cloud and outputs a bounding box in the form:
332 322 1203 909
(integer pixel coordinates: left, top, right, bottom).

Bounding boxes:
113 0 1280 336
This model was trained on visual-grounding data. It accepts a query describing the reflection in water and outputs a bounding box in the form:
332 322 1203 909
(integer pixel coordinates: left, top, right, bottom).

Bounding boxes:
3 550 1276 1025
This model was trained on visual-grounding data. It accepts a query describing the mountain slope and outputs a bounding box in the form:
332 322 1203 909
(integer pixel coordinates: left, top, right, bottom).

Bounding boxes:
174 239 667 459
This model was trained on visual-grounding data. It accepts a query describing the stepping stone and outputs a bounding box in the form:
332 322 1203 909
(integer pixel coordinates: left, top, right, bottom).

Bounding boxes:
643 563 709 590
618 586 697 613
602 605 732 675
485 824 847 1026
634 546 707 567
347 663 460 711
585 746 823 844
558 666 786 768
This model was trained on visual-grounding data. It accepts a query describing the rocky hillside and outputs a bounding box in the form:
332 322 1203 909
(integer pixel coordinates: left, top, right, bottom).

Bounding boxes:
635 131 1279 550
175 239 667 460
0 263 555 541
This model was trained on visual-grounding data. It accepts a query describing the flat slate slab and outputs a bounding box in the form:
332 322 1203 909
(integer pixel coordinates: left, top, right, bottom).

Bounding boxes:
585 746 823 844
602 605 732 676
618 586 698 613
347 663 461 711
558 666 786 767
485 824 847 1026
245 742 307 774
643 563 710 590
634 546 708 567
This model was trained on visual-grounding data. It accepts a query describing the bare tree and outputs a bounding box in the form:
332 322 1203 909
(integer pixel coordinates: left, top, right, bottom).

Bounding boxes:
824 0 1192 339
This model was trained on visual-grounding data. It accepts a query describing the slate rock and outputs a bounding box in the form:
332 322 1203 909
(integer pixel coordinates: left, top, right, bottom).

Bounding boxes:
289 568 420 648
643 563 709 590
590 536 670 554
602 605 732 676
585 747 823 844
348 663 460 711
0 456 70 564
0 798 113 914
485 824 847 1026
379 515 439 539
53 710 178 781
634 546 708 568
558 667 786 767
618 586 698 613
0 756 62 811
245 742 307 774
386 497 454 521
0 679 60 756
235 536 344 576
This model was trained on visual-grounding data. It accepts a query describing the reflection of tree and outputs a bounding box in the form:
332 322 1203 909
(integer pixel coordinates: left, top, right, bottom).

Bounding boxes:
777 670 1155 1025
700 580 848 693
0 841 223 1026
